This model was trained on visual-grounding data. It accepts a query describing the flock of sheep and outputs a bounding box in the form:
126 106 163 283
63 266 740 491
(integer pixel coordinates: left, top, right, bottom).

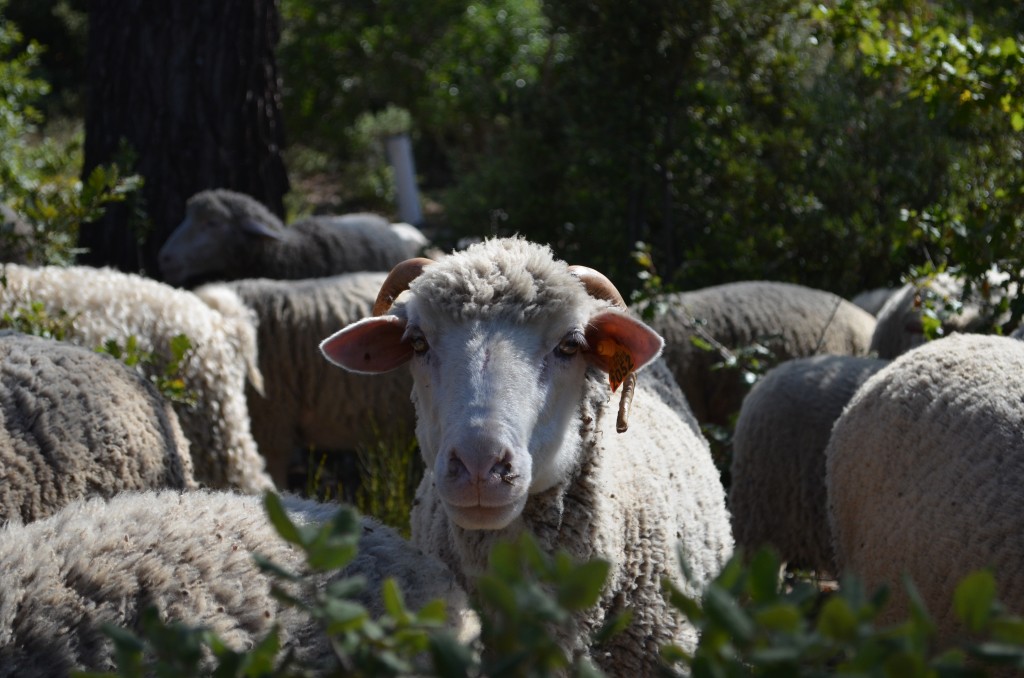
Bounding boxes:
0 187 1020 674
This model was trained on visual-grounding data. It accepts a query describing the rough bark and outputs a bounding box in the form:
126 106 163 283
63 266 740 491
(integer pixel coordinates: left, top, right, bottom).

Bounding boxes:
81 0 289 275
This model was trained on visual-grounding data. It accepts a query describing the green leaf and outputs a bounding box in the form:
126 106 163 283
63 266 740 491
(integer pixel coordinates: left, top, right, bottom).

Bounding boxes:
558 559 610 610
263 492 303 545
954 570 996 633
703 585 756 645
754 603 802 633
748 548 782 603
817 596 858 642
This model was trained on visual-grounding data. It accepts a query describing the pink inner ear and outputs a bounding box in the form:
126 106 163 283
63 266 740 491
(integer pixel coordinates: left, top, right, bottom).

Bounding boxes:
320 316 413 374
584 310 665 374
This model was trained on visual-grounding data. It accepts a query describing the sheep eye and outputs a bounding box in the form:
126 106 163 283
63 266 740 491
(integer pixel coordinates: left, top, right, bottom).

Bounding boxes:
410 336 429 354
556 335 582 357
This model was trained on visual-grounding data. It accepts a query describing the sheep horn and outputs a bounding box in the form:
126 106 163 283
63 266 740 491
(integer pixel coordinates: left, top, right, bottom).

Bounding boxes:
567 265 638 433
372 257 434 316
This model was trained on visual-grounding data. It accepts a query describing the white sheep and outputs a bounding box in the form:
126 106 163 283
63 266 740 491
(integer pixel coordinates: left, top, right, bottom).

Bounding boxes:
729 354 887 573
194 272 416 488
320 237 734 673
0 263 273 493
637 281 877 427
0 331 196 523
158 188 429 286
826 333 1024 644
0 489 475 676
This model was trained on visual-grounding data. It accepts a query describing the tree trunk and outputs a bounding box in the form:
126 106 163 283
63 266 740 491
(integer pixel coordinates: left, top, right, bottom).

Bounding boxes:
80 0 289 276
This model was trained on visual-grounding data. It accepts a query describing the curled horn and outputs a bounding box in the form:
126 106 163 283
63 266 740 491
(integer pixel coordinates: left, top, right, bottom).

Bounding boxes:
372 257 434 316
567 265 637 434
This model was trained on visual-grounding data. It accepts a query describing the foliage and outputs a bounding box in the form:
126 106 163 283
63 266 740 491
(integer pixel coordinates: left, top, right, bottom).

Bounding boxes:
95 333 197 407
665 546 1024 676
0 298 76 340
0 5 141 266
354 420 423 537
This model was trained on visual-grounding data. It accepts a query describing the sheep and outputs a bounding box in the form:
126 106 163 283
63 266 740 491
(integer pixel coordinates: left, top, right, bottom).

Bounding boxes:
636 281 878 427
0 263 274 493
850 286 897 317
728 354 887 574
0 489 476 676
194 272 417 488
868 272 1005 359
0 331 196 524
320 237 734 673
825 333 1024 644
158 188 429 287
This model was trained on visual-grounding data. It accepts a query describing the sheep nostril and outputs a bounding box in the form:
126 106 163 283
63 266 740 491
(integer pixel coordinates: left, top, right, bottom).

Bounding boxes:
447 453 468 479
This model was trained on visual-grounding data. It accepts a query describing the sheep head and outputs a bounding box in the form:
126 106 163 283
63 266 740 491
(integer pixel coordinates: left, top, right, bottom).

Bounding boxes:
320 238 664 531
158 189 285 286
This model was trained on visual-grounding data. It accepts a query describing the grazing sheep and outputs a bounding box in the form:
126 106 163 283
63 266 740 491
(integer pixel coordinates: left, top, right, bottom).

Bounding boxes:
868 272 1004 359
194 272 416 488
158 188 429 287
320 237 734 673
826 333 1024 644
729 355 887 573
0 489 475 677
0 263 273 492
0 331 195 524
637 281 877 427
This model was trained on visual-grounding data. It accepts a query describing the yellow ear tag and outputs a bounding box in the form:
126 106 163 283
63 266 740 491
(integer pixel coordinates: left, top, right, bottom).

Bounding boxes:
596 339 635 393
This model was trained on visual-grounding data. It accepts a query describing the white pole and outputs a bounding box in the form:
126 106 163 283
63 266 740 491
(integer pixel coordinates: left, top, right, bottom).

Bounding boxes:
384 133 423 226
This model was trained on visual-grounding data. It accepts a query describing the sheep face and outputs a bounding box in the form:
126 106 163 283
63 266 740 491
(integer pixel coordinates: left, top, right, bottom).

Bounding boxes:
320 238 664 532
159 189 284 286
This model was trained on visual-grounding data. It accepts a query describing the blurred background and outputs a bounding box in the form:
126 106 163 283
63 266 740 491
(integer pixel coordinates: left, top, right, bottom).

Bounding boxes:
2 0 1023 321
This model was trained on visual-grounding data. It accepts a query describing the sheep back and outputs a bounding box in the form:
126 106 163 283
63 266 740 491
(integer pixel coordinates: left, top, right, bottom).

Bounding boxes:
729 354 887 573
0 332 195 523
826 333 1024 643
641 281 877 426
0 263 273 492
196 273 417 487
0 490 473 677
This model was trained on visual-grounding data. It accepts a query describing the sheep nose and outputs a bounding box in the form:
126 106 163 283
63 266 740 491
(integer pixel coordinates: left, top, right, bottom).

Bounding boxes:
446 447 514 485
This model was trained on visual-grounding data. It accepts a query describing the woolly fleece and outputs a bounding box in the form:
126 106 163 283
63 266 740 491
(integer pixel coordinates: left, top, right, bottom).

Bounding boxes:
0 490 473 676
0 332 195 523
638 281 877 426
826 333 1024 644
729 354 887 572
196 272 416 486
0 263 273 492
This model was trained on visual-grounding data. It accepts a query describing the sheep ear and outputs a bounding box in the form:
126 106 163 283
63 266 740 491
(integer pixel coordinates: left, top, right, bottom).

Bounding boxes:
241 219 285 241
584 310 664 392
320 316 413 374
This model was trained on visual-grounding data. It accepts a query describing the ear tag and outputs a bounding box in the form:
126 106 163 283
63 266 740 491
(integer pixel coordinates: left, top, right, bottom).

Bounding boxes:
596 339 635 392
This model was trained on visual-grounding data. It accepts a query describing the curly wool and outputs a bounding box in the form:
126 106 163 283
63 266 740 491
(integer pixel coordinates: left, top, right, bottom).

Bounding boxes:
639 281 877 426
826 334 1024 644
0 332 195 524
0 490 474 677
729 355 887 573
195 273 416 486
163 189 426 285
406 238 734 674
0 263 272 493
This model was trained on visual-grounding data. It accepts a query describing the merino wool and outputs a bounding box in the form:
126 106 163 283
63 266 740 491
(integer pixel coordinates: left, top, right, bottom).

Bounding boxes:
160 189 426 285
0 490 473 677
729 355 887 573
195 272 416 486
826 334 1024 645
0 332 195 524
398 238 734 674
0 263 273 492
638 281 877 426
